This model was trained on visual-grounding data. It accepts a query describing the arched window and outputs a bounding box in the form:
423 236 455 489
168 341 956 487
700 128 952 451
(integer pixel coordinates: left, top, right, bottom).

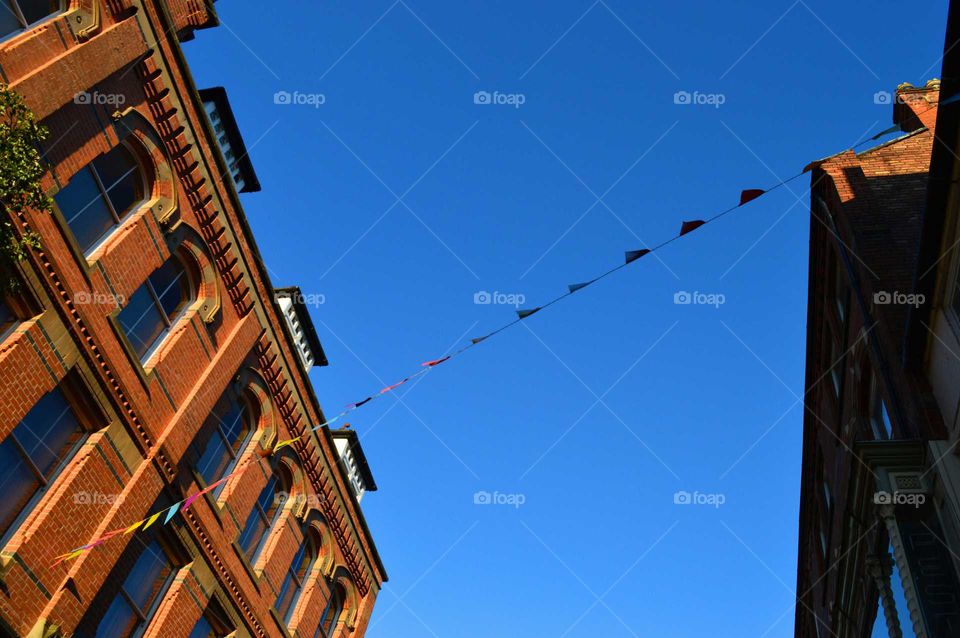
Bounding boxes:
117 254 191 360
0 384 86 541
237 468 287 561
54 143 144 254
315 582 346 638
193 389 254 486
0 1 60 39
276 532 318 622
88 539 174 638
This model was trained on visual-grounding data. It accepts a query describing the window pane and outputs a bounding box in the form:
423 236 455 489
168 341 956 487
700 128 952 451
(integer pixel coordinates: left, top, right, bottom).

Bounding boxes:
122 541 171 611
118 284 166 359
17 387 81 478
0 438 39 538
93 595 140 638
188 615 215 638
148 258 188 319
92 146 141 219
0 1 20 38
56 168 116 253
0 386 83 539
0 300 16 337
18 0 57 25
239 476 278 557
196 399 246 484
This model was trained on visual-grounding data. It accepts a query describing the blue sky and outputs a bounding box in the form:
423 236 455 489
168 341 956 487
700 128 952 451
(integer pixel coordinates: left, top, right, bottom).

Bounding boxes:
184 2 948 635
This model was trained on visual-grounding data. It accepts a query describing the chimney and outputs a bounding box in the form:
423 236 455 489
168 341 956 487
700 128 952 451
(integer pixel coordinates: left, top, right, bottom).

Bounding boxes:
894 79 940 132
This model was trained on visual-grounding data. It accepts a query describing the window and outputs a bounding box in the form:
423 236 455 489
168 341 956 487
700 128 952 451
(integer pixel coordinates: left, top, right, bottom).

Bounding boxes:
188 615 214 638
90 540 173 638
117 255 190 360
276 534 317 622
0 300 16 339
315 582 346 638
187 603 231 638
868 374 894 439
55 144 143 254
828 334 844 398
0 1 59 39
0 385 85 540
194 391 253 486
237 472 284 560
822 480 832 516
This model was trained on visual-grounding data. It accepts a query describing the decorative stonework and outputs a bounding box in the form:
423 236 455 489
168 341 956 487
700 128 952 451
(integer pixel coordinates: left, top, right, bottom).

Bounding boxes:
866 553 903 638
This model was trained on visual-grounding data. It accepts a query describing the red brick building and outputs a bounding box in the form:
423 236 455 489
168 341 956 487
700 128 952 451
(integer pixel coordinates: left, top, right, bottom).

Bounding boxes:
795 3 960 635
0 2 386 637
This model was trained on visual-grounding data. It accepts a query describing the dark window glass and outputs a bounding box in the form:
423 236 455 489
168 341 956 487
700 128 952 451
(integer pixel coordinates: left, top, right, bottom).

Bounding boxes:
19 0 57 25
0 300 16 337
195 395 250 485
316 583 345 638
92 540 173 638
188 615 214 638
0 386 84 539
0 0 57 37
276 535 315 621
55 169 115 253
238 475 281 560
117 256 189 360
56 145 142 254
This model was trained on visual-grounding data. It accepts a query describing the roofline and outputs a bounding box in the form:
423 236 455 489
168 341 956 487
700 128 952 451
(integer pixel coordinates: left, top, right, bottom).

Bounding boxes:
157 2 386 584
274 286 329 367
322 426 388 579
197 86 262 193
904 0 960 367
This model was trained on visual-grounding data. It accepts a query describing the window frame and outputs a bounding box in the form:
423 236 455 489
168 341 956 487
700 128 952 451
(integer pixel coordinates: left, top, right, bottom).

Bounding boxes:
54 141 148 258
0 375 100 546
192 386 256 493
0 0 63 43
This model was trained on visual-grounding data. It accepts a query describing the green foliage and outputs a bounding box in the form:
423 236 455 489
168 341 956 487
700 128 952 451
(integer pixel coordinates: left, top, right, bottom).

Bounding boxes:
0 84 50 292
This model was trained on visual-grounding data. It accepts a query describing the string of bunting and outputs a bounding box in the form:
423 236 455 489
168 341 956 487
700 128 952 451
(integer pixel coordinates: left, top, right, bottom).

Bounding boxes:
51 94 957 568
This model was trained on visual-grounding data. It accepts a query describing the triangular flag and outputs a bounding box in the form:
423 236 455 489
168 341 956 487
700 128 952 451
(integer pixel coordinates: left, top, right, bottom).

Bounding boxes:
870 124 903 140
141 510 163 531
739 189 765 206
52 549 85 567
517 308 541 320
181 475 233 512
347 397 372 409
421 356 450 367
625 249 650 264
470 336 487 345
568 281 592 293
679 220 706 236
272 436 301 454
380 378 409 394
162 502 181 525
123 520 145 535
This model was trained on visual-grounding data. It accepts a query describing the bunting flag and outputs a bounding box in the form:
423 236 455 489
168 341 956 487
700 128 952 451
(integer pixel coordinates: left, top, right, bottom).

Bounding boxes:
679 220 706 236
739 189 765 206
57 109 941 568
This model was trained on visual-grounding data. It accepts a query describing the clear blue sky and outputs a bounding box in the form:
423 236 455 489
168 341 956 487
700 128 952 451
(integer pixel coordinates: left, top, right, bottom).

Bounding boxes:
184 2 948 635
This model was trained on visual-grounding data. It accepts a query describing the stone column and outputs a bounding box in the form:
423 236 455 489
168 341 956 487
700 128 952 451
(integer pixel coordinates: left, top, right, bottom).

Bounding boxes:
877 504 929 638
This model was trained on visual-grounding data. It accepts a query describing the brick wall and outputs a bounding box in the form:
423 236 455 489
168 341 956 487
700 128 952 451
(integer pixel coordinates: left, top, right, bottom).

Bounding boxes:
0 2 384 636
